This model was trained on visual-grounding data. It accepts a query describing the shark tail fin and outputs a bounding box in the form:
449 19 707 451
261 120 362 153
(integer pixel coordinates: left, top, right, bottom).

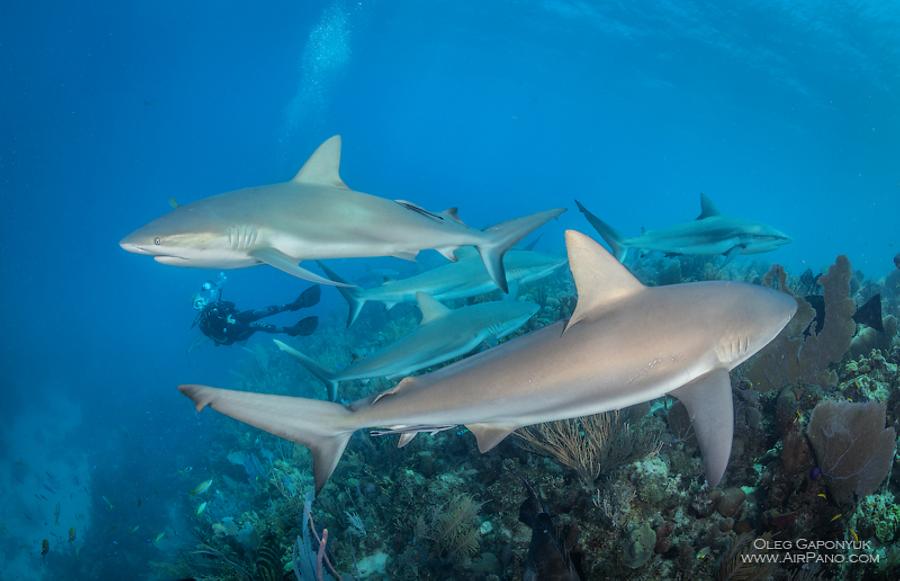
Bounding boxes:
273 340 340 401
315 261 367 327
477 208 566 293
575 200 628 261
179 385 355 492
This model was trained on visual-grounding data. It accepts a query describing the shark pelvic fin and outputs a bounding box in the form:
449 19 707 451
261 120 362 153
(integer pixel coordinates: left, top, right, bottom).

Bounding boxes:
293 135 347 188
398 432 417 448
669 368 734 487
416 292 451 324
466 423 518 453
697 193 721 220
564 230 644 333
250 248 354 287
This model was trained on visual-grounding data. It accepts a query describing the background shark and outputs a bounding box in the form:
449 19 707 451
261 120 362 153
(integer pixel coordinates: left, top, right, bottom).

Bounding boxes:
178 230 796 492
575 194 790 261
120 135 564 291
318 248 566 326
273 292 539 401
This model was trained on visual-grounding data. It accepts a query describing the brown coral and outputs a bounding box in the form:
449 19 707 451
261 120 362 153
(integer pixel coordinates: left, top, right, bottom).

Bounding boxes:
744 256 856 391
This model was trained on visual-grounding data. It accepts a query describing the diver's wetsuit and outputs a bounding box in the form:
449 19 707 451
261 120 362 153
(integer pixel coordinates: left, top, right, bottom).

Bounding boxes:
197 286 320 346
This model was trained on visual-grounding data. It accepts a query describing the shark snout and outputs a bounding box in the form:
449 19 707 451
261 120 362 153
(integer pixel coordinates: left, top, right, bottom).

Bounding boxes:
119 238 152 255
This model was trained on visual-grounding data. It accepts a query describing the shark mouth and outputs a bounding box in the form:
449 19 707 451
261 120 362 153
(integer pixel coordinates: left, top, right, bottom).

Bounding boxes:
154 255 191 264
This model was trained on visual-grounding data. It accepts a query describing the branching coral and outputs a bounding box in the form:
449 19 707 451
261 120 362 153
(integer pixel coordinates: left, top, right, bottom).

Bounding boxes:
516 411 662 485
805 400 896 504
415 493 484 562
745 256 856 391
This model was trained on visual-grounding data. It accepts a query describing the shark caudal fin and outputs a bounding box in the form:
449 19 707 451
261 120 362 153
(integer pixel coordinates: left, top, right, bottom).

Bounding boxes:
477 208 566 293
316 261 368 327
274 339 341 401
179 385 354 492
574 200 628 261
669 368 734 487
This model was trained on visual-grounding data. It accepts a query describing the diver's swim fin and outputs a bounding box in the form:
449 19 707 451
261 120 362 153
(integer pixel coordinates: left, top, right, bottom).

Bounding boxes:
291 285 321 310
287 316 318 337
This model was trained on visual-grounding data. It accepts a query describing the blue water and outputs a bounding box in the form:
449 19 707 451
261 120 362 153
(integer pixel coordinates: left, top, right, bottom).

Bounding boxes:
1 1 898 579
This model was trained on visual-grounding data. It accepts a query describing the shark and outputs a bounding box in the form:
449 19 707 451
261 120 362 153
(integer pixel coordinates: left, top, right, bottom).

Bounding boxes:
179 230 797 492
318 248 567 326
119 135 565 291
575 194 790 261
273 292 539 401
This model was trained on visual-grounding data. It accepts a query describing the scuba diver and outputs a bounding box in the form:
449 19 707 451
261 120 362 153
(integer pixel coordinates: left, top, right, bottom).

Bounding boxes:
192 273 321 346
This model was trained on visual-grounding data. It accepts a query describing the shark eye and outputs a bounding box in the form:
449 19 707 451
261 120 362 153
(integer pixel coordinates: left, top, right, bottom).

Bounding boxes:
154 237 161 246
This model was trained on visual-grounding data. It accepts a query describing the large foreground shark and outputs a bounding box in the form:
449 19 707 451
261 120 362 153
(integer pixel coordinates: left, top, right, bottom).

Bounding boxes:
179 230 796 491
120 135 564 291
274 293 539 401
319 248 566 326
575 194 790 261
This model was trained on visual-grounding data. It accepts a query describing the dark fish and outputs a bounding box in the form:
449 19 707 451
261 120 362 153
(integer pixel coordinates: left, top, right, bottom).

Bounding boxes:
805 293 883 334
41 538 49 556
519 480 581 581
894 253 899 269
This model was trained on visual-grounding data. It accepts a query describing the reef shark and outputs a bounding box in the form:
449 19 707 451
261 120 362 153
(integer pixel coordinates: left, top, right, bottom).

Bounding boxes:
319 248 566 326
120 135 565 291
575 194 790 261
179 230 796 491
274 293 539 401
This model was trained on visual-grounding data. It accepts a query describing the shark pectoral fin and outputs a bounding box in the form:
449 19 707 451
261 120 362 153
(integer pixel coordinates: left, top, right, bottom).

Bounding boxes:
669 368 734 487
397 432 417 448
415 292 452 324
293 135 348 189
696 193 721 220
250 248 354 288
466 423 519 453
372 376 419 406
563 230 645 333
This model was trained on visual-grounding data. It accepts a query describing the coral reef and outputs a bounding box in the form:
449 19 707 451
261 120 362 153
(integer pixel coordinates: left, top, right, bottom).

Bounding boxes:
806 400 896 505
147 256 900 581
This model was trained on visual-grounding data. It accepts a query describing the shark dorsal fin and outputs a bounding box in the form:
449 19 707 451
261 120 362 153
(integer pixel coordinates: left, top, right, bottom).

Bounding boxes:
564 230 644 332
293 135 347 188
416 292 451 324
696 193 720 220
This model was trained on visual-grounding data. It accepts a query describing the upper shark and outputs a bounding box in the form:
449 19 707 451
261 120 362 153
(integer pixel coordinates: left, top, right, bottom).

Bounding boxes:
319 248 566 326
179 230 796 492
274 292 539 401
119 135 565 291
575 194 790 261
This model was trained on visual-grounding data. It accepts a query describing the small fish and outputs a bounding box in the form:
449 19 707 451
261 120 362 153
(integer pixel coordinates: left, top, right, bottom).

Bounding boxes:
129 525 140 534
817 492 827 499
41 538 49 556
54 502 61 525
830 513 843 522
196 501 208 516
850 528 859 543
168 197 180 209
101 496 114 510
191 478 213 496
153 532 166 544
35 493 48 501
68 528 76 543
